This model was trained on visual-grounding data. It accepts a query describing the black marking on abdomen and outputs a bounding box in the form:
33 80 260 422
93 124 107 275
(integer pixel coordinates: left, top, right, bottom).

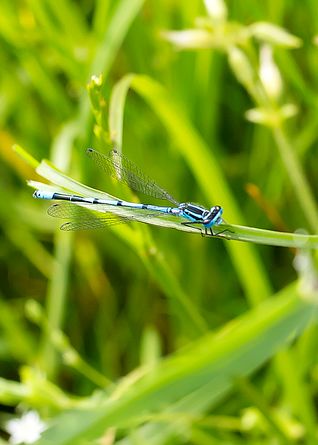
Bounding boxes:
53 192 75 201
116 201 123 206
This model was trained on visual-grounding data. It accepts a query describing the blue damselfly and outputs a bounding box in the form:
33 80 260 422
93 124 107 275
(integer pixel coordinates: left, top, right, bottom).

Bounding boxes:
33 148 224 236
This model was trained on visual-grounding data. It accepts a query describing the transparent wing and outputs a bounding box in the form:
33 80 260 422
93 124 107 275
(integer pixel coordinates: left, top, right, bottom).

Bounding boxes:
48 203 93 219
48 203 134 231
86 148 179 205
60 217 128 231
47 203 163 231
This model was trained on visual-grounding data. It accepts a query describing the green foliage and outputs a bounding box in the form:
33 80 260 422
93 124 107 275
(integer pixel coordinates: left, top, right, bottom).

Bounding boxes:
0 1 318 444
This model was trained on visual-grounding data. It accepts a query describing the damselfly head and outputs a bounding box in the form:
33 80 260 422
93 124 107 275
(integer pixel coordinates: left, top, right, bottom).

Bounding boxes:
202 205 223 226
211 205 223 217
210 206 223 223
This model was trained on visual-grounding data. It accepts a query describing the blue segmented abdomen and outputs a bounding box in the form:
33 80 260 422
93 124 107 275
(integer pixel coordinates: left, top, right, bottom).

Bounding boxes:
33 190 174 214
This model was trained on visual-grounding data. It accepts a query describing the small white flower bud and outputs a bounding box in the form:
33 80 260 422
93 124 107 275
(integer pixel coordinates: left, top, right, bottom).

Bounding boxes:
228 46 255 91
162 29 212 49
204 0 227 23
245 104 298 127
249 22 302 48
259 44 282 100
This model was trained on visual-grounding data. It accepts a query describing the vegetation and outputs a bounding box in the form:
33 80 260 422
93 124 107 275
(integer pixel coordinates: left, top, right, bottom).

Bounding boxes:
0 1 317 444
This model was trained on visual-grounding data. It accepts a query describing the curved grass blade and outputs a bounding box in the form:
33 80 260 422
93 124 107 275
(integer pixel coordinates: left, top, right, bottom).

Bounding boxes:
86 148 179 205
33 287 318 445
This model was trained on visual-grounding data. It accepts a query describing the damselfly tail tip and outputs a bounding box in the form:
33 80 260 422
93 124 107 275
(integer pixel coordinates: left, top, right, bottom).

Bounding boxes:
33 190 55 200
33 190 46 199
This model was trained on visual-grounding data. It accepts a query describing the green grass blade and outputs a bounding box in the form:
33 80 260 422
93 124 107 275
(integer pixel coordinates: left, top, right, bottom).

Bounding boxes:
272 127 318 233
34 286 318 445
89 0 145 77
111 73 272 305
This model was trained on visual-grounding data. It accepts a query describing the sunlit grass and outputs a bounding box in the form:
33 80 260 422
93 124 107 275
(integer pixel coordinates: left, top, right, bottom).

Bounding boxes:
0 1 318 444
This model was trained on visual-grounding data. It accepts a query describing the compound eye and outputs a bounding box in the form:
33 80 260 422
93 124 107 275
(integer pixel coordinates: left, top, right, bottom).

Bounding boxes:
211 206 222 216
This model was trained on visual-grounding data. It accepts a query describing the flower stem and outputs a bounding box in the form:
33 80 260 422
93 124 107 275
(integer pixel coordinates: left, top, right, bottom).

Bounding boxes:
272 126 318 233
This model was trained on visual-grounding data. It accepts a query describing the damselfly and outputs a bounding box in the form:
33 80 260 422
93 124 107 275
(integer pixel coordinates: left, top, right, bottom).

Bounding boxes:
33 148 224 236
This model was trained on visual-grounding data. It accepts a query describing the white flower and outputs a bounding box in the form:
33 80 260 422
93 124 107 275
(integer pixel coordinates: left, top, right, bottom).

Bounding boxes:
6 411 47 444
162 29 213 49
228 46 255 91
259 44 282 100
248 22 302 48
204 0 227 22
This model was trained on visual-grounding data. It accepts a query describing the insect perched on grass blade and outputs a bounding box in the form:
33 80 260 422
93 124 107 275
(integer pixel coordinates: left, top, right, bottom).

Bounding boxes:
33 148 224 236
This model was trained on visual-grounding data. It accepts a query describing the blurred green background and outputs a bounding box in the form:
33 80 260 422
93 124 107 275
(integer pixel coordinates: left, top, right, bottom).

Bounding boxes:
0 1 318 444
